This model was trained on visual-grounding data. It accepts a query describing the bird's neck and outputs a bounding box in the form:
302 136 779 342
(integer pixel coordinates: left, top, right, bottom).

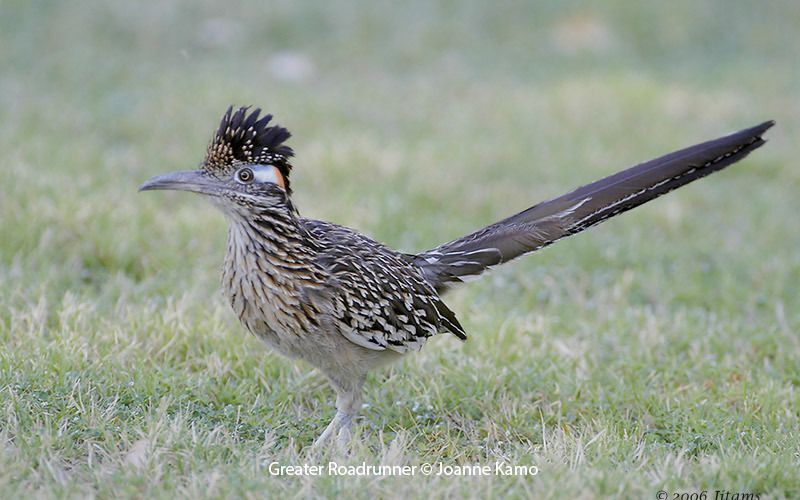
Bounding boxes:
221 206 325 330
223 205 314 274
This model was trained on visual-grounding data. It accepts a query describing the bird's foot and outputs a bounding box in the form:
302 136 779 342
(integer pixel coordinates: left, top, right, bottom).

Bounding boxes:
313 411 353 450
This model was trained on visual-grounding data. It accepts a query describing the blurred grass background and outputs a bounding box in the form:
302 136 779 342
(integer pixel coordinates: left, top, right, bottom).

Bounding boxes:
1 0 799 497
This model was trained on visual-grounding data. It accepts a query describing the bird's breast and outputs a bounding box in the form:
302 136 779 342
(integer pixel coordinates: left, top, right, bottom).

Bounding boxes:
221 221 331 357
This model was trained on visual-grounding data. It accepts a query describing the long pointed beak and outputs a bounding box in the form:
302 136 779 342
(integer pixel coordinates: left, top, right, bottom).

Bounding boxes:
138 169 217 194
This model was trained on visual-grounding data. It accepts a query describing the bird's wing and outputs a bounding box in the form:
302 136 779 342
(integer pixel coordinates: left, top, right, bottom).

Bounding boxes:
304 220 466 353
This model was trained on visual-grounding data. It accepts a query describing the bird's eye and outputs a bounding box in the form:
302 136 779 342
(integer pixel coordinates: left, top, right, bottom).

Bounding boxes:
236 167 254 183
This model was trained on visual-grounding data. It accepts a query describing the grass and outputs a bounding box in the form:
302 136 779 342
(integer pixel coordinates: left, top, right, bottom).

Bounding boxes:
1 0 799 497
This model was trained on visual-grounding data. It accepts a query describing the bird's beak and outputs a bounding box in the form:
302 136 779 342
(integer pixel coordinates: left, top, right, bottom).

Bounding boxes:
138 169 217 195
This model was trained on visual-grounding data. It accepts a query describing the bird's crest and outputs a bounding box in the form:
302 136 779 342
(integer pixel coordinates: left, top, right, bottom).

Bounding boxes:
204 106 294 193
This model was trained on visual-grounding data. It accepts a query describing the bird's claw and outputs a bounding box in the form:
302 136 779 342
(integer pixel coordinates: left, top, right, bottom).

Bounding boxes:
312 411 353 451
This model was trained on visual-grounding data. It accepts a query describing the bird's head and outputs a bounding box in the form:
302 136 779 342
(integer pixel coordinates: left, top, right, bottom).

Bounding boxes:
140 106 296 216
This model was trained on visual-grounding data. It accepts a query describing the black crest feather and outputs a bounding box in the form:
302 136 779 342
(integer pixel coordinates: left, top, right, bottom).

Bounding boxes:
204 106 294 192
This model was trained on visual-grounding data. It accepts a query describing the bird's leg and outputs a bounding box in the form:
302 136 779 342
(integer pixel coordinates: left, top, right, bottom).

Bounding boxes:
313 375 364 449
332 391 358 447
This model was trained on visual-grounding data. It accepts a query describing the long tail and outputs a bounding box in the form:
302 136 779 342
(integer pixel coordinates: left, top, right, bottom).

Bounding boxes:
415 121 775 292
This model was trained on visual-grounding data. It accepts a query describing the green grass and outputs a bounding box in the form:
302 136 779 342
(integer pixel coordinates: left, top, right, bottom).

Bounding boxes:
2 0 799 497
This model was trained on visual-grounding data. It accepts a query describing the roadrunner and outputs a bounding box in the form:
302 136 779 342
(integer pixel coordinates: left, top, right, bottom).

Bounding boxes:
140 107 773 446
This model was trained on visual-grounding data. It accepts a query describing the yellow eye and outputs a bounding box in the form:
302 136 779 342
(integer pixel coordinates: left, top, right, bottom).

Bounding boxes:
237 167 254 183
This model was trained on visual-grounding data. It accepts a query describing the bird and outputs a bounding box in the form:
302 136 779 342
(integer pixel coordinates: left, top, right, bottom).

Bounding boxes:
140 106 773 447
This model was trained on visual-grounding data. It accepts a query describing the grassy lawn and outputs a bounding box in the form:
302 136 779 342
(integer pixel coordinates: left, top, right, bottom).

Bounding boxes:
1 1 799 497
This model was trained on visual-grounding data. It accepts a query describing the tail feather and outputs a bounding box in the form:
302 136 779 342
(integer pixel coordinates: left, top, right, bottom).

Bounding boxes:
416 121 775 291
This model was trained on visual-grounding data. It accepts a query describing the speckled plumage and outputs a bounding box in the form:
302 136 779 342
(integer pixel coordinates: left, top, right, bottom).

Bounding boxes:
141 106 773 447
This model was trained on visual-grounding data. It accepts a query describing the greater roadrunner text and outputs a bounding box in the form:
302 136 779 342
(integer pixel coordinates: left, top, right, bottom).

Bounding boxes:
140 107 773 446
